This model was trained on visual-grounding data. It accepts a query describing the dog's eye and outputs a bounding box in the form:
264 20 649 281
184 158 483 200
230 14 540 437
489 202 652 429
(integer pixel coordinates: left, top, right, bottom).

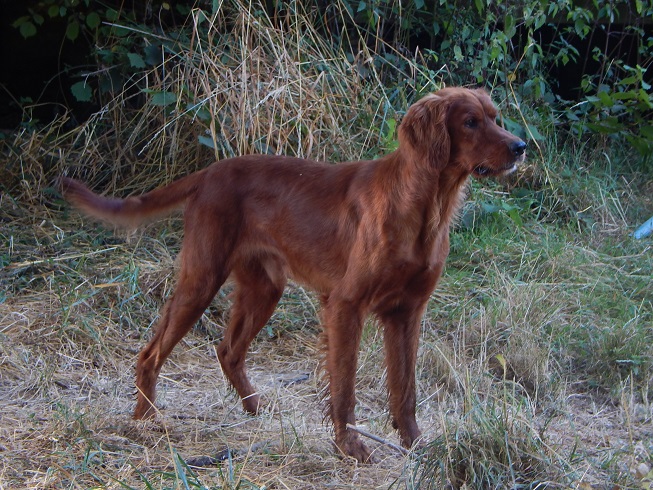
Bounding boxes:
464 118 478 128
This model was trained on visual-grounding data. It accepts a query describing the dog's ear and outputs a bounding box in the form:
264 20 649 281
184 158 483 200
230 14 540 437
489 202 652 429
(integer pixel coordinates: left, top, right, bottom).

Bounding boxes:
398 94 451 167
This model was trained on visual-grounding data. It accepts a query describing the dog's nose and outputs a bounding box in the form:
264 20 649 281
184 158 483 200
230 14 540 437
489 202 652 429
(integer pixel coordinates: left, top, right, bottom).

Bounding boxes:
510 140 527 156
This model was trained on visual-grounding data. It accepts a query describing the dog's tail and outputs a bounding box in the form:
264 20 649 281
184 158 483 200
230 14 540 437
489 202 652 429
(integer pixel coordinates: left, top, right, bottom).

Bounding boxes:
60 170 206 228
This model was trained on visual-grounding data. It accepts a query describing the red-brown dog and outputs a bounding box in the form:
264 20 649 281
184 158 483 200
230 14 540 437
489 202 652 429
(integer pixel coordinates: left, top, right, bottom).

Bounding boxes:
62 87 526 462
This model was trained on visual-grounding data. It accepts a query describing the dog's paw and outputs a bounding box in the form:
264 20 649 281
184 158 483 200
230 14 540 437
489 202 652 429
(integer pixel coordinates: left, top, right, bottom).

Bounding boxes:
336 433 375 463
133 399 157 420
393 419 421 449
241 393 263 415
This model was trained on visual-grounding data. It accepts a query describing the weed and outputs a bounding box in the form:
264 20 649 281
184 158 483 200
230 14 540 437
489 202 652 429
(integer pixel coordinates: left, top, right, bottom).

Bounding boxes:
414 390 565 489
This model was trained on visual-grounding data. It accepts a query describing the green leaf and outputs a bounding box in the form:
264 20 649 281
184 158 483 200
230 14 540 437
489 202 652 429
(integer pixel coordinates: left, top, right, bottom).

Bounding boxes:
198 135 215 149
357 1 367 13
565 110 580 122
612 91 636 101
144 45 161 66
71 81 93 102
86 12 101 29
620 75 639 85
504 13 515 37
638 89 653 108
48 5 60 17
149 91 177 107
481 203 501 214
627 135 653 155
503 203 523 226
597 91 614 107
106 8 119 22
195 9 209 25
12 16 30 28
495 354 507 372
197 108 212 122
66 21 80 41
172 450 191 489
127 53 146 68
19 21 37 39
526 123 544 140
188 102 212 122
640 126 653 139
113 25 130 37
585 121 622 134
414 0 425 9
384 118 396 141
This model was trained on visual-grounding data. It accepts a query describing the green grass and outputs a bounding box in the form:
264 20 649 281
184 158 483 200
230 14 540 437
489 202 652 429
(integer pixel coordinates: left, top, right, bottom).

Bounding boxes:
408 141 652 488
414 388 567 489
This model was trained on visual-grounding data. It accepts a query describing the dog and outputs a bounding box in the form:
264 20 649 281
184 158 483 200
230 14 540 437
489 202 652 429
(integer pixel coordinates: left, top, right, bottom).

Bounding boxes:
61 87 526 462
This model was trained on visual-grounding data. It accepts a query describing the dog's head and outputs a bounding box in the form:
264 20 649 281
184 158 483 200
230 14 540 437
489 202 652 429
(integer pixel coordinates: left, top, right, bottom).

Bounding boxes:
398 87 526 178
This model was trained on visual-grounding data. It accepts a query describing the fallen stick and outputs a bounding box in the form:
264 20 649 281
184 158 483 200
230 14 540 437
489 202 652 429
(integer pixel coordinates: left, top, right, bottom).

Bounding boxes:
346 423 409 456
186 439 277 467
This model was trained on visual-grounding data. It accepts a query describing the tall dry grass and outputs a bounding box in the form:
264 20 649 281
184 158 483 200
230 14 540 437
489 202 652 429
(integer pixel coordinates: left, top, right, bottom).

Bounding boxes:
4 0 442 202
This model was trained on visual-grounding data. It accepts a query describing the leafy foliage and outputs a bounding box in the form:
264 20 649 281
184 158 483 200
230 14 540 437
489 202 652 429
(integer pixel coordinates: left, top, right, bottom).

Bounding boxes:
10 0 653 155
12 0 103 42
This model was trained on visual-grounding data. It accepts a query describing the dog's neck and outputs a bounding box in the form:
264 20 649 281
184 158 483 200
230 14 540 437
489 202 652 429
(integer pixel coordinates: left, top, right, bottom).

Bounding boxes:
376 149 470 227
367 149 470 263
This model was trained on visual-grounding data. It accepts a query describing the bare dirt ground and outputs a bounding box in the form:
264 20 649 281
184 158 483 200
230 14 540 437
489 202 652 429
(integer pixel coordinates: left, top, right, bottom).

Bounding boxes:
3 296 652 488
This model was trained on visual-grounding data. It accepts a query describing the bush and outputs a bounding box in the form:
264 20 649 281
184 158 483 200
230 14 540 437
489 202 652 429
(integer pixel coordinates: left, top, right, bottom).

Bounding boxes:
9 0 653 163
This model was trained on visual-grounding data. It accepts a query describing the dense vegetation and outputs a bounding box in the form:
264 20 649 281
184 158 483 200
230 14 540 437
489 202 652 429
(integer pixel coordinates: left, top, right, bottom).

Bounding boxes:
1 0 652 488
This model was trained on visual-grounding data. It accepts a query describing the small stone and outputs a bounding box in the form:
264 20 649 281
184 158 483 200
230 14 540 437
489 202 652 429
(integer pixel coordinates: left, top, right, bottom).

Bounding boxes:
634 462 651 480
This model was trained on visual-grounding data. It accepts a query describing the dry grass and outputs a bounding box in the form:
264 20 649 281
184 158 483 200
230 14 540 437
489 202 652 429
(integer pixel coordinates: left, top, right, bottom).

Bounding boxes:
2 0 653 488
4 1 429 200
0 214 417 489
2 204 651 489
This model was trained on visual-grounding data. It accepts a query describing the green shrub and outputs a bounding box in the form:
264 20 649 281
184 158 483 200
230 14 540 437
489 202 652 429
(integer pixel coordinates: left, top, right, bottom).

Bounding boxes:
11 0 653 156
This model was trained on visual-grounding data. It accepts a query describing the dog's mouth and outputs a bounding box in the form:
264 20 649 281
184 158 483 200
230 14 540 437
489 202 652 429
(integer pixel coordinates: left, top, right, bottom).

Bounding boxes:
473 141 527 178
473 161 518 178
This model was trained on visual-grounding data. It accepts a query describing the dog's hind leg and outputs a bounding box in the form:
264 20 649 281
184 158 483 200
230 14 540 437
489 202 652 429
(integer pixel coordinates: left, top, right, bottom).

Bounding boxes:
133 212 233 419
217 256 286 414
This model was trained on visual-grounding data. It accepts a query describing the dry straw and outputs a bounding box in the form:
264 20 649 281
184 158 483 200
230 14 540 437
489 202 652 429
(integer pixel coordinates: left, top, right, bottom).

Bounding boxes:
6 0 432 201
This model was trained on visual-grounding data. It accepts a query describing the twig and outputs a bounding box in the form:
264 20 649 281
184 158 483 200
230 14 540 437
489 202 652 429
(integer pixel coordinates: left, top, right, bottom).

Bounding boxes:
346 423 409 455
7 247 118 269
186 440 278 467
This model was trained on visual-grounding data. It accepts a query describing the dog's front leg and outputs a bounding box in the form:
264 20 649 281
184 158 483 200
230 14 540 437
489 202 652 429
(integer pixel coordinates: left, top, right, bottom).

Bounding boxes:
375 267 441 450
378 302 424 448
322 297 372 462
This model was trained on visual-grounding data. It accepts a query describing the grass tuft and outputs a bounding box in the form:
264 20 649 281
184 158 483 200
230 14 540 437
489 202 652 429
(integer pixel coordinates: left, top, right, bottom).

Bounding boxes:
416 391 564 489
